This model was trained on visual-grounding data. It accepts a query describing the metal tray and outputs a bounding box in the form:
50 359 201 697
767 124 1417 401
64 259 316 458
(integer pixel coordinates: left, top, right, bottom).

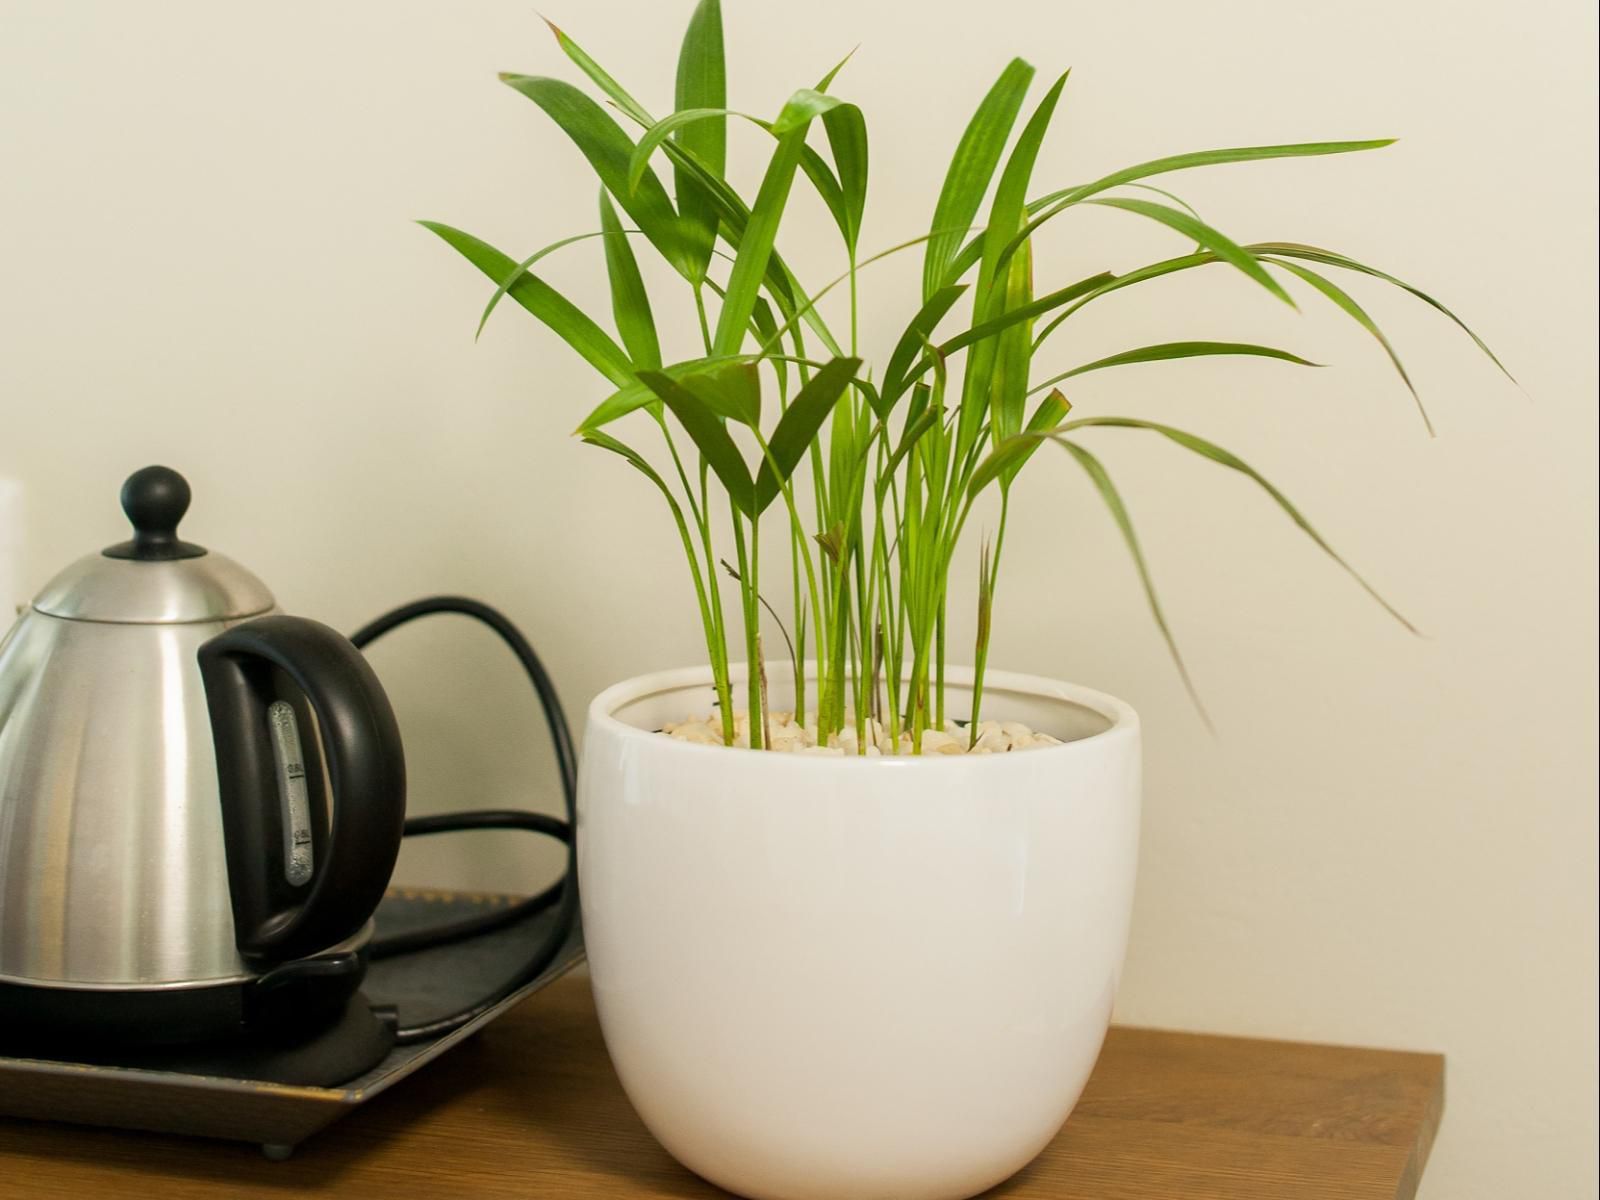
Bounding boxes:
0 890 584 1152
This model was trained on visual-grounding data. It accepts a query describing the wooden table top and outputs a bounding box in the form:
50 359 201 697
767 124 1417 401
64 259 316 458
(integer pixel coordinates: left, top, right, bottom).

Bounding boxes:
0 970 1444 1199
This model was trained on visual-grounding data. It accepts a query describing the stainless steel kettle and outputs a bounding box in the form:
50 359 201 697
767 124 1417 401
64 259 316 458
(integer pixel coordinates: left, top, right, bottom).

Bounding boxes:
0 466 406 1044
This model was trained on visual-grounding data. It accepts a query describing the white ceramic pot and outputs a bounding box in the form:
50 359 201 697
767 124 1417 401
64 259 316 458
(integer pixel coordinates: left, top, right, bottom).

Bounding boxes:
578 663 1140 1200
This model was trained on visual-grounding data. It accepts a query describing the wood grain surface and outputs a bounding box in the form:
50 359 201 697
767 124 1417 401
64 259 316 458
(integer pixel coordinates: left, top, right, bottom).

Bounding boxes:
0 970 1444 1199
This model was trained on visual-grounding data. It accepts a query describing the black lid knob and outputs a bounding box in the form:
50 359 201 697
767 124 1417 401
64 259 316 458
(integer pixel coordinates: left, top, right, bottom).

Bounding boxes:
103 465 208 561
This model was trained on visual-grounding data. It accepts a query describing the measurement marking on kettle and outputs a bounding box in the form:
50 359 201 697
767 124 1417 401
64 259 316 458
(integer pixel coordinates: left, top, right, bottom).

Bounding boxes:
267 701 314 886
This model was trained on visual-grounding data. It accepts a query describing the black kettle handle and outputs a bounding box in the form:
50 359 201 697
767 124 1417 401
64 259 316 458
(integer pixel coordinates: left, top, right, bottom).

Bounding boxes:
198 615 406 962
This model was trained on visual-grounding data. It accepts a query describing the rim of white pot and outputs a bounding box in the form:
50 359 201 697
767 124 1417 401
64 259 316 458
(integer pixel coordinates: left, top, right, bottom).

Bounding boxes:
586 662 1139 769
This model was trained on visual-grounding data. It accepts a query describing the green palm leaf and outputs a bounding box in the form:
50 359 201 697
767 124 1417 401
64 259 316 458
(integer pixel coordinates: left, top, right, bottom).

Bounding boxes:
541 17 652 125
1031 139 1395 211
683 360 761 426
959 72 1066 458
754 356 862 513
1061 416 1417 632
637 369 755 514
629 108 746 196
538 23 845 358
939 271 1117 359
949 139 1394 287
1029 341 1319 395
421 221 633 388
1054 438 1209 726
1264 257 1431 434
472 227 617 340
1087 197 1294 306
1032 252 1220 350
599 190 660 369
923 57 1034 301
1248 241 1513 381
673 0 725 283
880 283 968 414
577 354 754 433
999 388 1072 487
499 74 695 280
712 89 846 357
823 104 869 253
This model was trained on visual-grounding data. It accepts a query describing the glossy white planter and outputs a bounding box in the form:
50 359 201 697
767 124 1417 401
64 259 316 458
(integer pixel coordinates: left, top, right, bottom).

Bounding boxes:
578 663 1140 1200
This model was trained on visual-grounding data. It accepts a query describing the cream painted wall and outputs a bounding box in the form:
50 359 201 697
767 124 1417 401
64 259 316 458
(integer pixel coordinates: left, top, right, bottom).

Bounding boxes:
1 0 1594 1194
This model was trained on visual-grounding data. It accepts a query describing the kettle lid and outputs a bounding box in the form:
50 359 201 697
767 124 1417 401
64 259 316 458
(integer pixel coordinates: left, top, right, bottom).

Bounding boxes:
31 466 276 624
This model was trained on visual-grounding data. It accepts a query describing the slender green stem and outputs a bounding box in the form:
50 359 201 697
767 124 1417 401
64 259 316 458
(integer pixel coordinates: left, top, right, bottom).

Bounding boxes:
969 487 1010 745
693 284 714 355
849 250 859 357
651 417 734 742
791 529 806 720
655 476 722 720
660 421 706 537
731 510 764 749
750 424 827 733
852 530 870 752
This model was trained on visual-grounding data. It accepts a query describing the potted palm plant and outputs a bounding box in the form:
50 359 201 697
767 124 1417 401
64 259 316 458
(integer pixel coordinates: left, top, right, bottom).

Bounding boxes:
426 4 1506 1196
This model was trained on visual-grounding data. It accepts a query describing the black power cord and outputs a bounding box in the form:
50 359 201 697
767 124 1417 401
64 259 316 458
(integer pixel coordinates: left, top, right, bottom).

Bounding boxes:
349 596 578 1045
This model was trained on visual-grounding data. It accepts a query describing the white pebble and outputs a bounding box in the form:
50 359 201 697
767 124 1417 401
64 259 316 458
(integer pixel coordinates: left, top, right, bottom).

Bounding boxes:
657 712 1061 756
973 728 1011 754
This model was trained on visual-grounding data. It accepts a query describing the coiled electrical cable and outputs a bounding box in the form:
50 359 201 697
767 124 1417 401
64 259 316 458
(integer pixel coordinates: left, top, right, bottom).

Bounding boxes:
350 596 578 1045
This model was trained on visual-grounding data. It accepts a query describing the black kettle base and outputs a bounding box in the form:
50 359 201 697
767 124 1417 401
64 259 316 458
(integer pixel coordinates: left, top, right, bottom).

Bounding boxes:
0 935 372 1053
0 990 395 1089
0 890 583 1151
83 995 394 1088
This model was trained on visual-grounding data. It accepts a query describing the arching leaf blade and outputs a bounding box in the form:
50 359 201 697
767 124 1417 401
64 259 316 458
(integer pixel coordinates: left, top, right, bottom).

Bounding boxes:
976 71 1067 293
754 356 862 513
957 72 1065 459
576 354 747 433
939 271 1116 358
984 140 1396 294
772 88 843 134
815 45 857 92
540 17 653 126
1029 340 1320 396
629 107 748 196
712 123 809 356
1054 438 1210 727
682 360 761 426
822 103 868 252
1061 416 1418 632
599 190 660 370
652 136 844 357
988 239 1035 443
474 228 614 340
923 57 1034 301
674 0 726 282
880 283 968 414
421 221 633 388
638 369 755 514
1264 256 1432 434
499 74 695 280
1028 139 1397 214
1248 241 1513 382
999 387 1072 487
877 405 941 496
1033 252 1220 350
1087 196 1294 307
798 144 851 250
